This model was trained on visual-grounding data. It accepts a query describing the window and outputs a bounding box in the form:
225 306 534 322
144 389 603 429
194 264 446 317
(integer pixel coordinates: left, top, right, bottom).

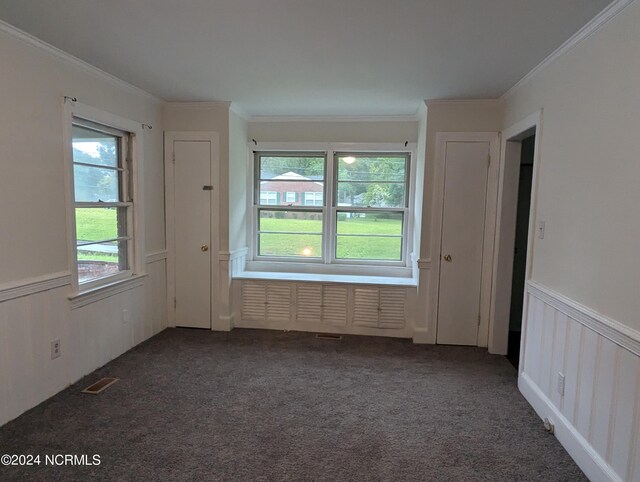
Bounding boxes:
253 149 411 266
259 191 278 205
303 192 323 206
334 153 408 261
255 153 326 258
71 118 134 286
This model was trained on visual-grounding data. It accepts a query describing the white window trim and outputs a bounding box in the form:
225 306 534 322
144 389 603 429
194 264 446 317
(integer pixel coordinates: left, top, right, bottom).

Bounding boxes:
62 100 146 298
284 191 297 203
246 142 417 276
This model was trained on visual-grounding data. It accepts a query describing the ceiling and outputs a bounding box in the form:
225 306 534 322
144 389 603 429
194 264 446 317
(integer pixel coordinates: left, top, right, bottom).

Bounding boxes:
0 0 613 116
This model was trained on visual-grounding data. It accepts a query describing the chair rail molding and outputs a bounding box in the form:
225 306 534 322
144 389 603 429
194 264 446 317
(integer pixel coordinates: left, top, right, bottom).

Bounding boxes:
0 271 72 303
527 280 640 356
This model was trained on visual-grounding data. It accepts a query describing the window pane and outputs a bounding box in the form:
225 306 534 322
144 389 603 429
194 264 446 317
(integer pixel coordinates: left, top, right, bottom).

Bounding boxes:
259 211 323 233
259 233 322 258
336 236 402 261
73 164 119 202
259 155 324 180
259 182 324 206
337 155 406 182
75 207 126 243
77 240 128 283
72 125 119 168
336 181 405 208
337 212 403 235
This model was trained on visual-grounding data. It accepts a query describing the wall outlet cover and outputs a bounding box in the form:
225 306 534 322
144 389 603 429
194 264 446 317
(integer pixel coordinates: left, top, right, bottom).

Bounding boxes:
51 339 61 359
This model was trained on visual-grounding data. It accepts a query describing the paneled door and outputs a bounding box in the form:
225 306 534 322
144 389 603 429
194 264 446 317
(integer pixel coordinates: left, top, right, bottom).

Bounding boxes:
436 141 491 345
173 140 213 328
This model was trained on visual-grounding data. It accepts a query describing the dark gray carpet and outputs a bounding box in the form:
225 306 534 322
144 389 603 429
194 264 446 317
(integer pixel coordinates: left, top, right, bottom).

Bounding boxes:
0 328 585 481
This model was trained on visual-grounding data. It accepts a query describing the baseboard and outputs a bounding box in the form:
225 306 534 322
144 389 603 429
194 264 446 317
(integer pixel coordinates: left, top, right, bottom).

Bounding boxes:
213 315 233 332
412 328 433 344
518 373 622 482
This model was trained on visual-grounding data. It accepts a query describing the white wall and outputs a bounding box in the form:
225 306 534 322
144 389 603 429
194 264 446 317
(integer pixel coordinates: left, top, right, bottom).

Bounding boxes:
229 110 249 252
0 25 167 426
502 2 640 479
502 1 640 333
248 119 418 144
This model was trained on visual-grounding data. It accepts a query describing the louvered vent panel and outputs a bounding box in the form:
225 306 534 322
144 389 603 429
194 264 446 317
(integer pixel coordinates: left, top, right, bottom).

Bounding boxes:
296 284 322 323
266 284 292 322
352 288 380 327
242 281 267 321
379 288 406 328
322 286 348 326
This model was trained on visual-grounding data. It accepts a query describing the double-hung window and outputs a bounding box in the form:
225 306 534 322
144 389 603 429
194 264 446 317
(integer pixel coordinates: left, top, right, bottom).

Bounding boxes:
71 118 134 286
253 149 411 266
334 153 409 262
255 153 326 259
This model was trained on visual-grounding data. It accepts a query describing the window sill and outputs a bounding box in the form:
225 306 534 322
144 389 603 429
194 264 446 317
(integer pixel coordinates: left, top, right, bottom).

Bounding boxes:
68 273 147 310
234 271 417 287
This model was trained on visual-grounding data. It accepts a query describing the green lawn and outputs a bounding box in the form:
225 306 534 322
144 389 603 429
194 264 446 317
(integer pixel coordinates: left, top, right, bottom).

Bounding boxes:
259 215 402 260
74 209 403 261
75 208 120 263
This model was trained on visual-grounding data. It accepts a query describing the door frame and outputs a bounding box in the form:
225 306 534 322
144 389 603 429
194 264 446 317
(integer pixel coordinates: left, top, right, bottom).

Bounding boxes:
429 132 500 346
488 110 543 357
164 131 220 329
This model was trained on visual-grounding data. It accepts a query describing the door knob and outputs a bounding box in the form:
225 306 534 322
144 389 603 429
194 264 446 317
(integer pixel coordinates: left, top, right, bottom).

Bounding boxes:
201 245 209 252
443 254 452 262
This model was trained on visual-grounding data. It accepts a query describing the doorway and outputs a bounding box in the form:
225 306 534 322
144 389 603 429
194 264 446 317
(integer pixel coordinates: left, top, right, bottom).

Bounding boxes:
165 132 219 329
506 134 535 367
489 110 541 359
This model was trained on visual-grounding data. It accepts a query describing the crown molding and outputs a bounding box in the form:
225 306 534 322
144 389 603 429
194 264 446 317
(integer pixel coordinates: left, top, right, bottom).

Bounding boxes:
248 113 420 123
425 98 500 107
165 101 232 109
501 0 635 100
0 19 163 104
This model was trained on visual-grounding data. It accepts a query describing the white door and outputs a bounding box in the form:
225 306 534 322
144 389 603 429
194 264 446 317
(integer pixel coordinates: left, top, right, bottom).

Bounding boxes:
173 140 212 328
437 141 490 345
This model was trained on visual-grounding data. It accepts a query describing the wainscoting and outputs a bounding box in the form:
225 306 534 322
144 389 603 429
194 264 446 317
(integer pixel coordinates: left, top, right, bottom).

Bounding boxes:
520 280 640 482
0 252 168 426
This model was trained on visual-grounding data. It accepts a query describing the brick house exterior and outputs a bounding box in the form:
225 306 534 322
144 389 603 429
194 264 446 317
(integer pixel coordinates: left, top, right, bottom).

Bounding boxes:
259 172 323 206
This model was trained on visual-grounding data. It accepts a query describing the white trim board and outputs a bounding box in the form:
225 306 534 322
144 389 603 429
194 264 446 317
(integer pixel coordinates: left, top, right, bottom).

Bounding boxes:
0 19 162 104
527 280 640 357
0 272 72 303
68 274 146 310
501 0 635 100
248 114 420 123
519 373 622 482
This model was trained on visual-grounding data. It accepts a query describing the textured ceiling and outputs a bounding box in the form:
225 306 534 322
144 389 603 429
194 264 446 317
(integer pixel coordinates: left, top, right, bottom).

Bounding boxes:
0 0 613 115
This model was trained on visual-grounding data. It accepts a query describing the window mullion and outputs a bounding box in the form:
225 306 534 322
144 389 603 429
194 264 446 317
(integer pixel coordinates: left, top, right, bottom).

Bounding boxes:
326 149 335 264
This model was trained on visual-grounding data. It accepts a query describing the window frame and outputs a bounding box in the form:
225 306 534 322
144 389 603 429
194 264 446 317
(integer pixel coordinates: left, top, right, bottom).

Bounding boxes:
249 144 415 271
253 151 327 263
331 151 410 266
63 101 146 295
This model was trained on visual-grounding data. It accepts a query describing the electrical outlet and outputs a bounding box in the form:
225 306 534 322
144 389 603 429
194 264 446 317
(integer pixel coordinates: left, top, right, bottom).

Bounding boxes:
537 221 546 239
557 372 565 396
51 339 61 359
122 309 131 324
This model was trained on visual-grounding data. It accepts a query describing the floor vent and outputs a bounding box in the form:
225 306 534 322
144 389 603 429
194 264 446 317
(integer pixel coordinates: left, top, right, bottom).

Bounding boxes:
82 377 119 395
315 333 343 340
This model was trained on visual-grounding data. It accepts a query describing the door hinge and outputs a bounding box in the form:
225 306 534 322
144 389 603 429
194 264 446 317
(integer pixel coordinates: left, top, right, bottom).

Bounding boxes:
172 151 175 163
174 298 177 309
478 314 481 325
487 154 491 167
